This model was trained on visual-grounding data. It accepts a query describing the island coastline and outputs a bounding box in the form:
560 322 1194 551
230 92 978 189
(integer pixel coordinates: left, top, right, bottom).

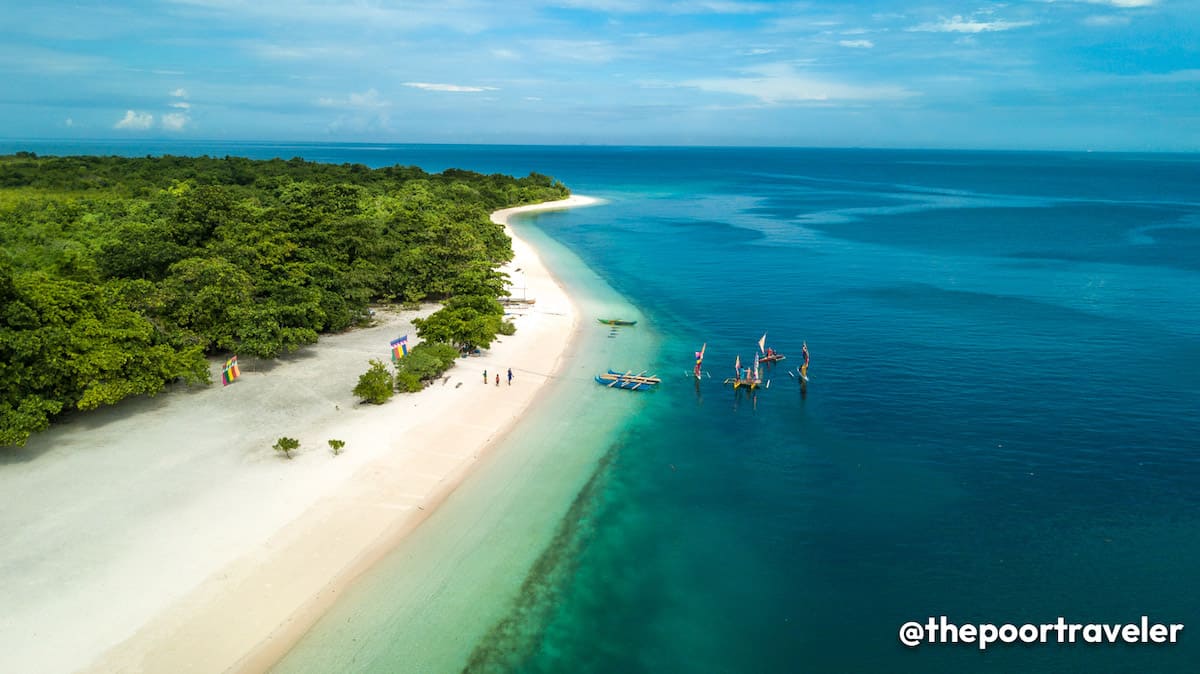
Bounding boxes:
0 196 599 674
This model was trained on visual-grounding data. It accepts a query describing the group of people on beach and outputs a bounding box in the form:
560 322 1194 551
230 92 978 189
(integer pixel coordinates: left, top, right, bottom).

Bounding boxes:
483 369 514 386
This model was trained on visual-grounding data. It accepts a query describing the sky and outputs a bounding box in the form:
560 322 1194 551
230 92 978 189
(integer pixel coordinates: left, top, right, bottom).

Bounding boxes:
1 0 1197 150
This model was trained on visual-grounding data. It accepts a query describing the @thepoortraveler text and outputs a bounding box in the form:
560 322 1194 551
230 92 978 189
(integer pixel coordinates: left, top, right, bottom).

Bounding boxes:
899 616 1183 650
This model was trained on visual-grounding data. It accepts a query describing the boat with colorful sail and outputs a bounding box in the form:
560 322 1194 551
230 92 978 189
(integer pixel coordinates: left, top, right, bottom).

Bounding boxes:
723 354 766 390
756 332 786 364
692 343 706 379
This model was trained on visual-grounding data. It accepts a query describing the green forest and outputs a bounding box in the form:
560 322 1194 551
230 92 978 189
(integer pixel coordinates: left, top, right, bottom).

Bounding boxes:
0 152 569 446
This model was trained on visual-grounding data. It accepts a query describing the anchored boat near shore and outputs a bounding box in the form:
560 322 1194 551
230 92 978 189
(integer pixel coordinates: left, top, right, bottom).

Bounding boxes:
595 370 661 391
597 318 637 326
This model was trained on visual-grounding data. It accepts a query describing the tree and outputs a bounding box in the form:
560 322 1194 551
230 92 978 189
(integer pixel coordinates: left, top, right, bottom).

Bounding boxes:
273 436 299 459
411 296 507 352
353 359 394 404
0 153 571 446
160 257 255 351
328 439 345 456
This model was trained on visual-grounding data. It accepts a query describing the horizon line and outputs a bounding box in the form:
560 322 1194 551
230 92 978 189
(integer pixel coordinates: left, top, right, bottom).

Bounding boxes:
2 137 1198 156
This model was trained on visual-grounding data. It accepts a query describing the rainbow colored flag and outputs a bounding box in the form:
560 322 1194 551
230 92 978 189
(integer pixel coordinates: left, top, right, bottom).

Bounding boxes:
390 335 408 361
222 356 241 386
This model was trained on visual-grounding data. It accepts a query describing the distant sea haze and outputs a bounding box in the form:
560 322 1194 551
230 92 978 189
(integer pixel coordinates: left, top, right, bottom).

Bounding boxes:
12 141 1199 673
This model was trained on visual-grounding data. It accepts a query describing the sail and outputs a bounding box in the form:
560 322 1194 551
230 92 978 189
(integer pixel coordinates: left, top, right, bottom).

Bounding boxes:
758 333 767 355
734 354 741 378
694 343 706 377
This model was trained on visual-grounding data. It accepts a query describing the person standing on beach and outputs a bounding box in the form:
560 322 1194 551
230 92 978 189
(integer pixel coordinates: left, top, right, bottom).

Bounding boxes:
483 370 488 384
507 368 513 386
495 373 500 387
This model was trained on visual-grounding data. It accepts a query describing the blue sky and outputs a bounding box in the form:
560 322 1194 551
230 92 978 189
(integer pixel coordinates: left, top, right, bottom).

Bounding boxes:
1 0 1197 150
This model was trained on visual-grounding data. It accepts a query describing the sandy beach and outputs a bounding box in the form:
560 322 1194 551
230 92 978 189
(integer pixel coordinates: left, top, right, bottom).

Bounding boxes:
0 195 598 674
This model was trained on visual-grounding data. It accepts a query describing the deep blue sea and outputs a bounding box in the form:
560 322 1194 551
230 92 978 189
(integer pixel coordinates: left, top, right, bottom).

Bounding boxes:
8 141 1200 672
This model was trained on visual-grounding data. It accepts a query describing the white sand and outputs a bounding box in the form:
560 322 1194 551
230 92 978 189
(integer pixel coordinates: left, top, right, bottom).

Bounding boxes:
0 195 599 674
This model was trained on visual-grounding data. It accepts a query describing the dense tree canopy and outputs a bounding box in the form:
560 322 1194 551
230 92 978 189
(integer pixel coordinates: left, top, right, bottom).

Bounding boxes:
0 153 569 446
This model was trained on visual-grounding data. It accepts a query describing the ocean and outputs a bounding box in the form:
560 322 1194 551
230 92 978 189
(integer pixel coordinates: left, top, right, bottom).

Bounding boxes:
7 141 1199 672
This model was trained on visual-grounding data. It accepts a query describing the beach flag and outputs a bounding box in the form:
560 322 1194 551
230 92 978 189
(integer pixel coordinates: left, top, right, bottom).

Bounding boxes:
222 356 241 386
390 335 408 361
758 333 767 355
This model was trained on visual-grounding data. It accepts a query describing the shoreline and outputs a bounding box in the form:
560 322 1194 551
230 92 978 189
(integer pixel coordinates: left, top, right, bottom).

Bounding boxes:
0 196 597 674
228 195 605 673
96 195 598 674
270 193 659 674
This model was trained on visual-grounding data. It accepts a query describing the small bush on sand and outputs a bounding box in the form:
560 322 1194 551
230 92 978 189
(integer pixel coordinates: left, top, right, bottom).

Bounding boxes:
353 359 394 404
273 436 299 459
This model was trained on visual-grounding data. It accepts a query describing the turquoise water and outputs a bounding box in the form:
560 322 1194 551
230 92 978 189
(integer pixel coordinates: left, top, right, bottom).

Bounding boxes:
8 142 1200 672
269 210 663 673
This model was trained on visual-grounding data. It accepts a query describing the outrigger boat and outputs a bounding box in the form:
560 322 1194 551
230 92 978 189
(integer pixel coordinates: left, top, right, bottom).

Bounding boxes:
722 354 767 391
595 369 661 391
787 341 811 383
756 332 786 363
597 318 637 326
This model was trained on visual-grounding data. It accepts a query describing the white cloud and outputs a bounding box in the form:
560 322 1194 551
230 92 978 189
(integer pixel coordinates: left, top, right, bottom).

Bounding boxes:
318 88 392 108
169 101 192 109
250 43 362 60
403 82 498 93
910 15 1035 33
685 63 915 103
491 48 518 60
1087 0 1155 6
114 110 154 130
1083 14 1131 26
740 48 775 55
839 39 874 48
170 88 188 98
316 88 393 134
64 117 74 127
349 89 389 106
161 112 189 130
